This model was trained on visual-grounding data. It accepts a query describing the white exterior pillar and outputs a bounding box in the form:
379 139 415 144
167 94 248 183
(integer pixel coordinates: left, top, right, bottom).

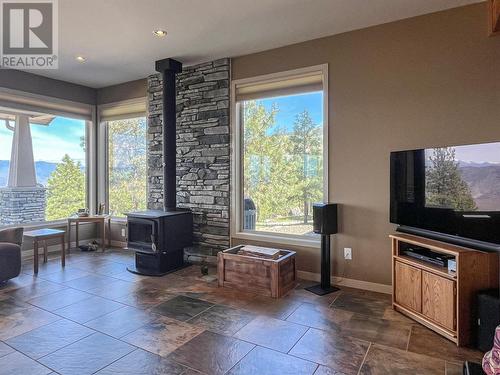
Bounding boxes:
8 114 37 187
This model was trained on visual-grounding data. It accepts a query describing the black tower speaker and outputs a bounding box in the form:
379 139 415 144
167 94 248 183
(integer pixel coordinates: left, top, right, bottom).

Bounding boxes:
476 289 500 352
306 203 339 296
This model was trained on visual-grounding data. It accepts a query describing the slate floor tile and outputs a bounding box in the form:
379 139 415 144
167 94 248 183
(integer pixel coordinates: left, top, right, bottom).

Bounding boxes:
114 285 176 309
39 268 90 283
87 279 140 300
168 331 254 375
121 315 204 357
6 280 67 302
289 303 411 350
85 305 158 338
27 288 93 311
152 295 213 321
0 351 53 375
228 346 318 375
234 315 307 353
0 306 60 340
95 348 185 375
38 332 135 375
54 296 124 323
289 328 369 375
0 341 14 358
407 325 484 363
359 344 445 375
188 304 255 336
6 319 94 359
331 291 391 318
313 365 348 375
63 274 119 291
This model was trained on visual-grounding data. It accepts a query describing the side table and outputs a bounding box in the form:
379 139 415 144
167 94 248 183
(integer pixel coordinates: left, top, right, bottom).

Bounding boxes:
67 216 111 252
24 229 66 274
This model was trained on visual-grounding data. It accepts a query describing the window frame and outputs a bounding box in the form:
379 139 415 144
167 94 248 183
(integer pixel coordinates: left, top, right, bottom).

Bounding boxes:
0 90 95 229
231 64 329 248
97 98 147 220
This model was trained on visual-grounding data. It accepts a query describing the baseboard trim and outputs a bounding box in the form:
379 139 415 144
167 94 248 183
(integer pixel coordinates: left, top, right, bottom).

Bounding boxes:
110 240 127 248
297 270 392 295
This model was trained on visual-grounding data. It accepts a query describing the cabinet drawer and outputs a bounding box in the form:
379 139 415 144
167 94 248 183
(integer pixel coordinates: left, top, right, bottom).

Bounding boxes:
422 271 456 331
395 261 422 312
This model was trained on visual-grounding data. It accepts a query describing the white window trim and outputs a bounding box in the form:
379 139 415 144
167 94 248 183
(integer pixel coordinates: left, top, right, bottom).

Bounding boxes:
0 93 96 228
97 97 147 219
231 64 329 248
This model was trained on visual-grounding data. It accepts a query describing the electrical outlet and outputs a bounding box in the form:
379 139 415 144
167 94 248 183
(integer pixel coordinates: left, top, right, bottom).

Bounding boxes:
344 247 352 260
121 228 126 237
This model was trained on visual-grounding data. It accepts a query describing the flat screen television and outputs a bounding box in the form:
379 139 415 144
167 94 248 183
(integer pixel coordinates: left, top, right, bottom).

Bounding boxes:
390 141 500 252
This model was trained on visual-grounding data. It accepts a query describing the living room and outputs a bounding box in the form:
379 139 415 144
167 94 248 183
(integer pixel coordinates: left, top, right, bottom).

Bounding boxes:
0 1 499 374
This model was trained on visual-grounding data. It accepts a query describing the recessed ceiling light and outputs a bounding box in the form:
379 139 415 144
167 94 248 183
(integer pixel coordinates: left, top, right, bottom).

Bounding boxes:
152 29 167 38
75 56 86 63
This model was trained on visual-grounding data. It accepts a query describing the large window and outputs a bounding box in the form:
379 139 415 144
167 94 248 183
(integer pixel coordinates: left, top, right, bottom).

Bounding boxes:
0 110 88 226
234 66 328 239
106 117 147 217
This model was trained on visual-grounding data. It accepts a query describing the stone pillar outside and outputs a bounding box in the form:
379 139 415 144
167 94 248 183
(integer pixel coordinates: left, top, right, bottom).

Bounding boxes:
0 187 47 226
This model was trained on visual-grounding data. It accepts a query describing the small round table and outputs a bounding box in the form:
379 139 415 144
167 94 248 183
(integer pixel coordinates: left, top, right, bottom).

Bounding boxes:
24 229 66 274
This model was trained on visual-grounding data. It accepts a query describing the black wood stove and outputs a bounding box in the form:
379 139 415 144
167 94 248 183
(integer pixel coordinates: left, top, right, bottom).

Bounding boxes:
126 58 193 276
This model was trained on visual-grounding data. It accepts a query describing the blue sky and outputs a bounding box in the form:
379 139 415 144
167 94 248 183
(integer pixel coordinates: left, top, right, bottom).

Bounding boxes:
254 91 323 133
0 116 86 164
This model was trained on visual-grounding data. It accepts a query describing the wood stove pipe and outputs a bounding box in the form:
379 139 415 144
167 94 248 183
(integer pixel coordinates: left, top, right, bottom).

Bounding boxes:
155 58 183 211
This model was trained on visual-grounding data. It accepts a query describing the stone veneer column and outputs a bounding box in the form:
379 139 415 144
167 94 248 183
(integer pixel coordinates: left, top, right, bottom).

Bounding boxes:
147 58 230 249
0 187 46 225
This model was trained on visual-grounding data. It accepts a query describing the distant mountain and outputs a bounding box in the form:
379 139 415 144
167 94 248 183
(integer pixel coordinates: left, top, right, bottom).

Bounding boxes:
458 161 500 168
460 164 500 211
0 160 58 187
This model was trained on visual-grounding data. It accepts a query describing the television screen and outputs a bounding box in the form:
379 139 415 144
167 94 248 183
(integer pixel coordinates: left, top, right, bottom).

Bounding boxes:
390 141 500 247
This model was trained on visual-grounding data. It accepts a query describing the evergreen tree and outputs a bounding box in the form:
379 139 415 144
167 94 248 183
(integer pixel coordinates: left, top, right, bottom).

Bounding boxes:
243 101 297 221
108 117 147 216
46 154 86 220
426 147 477 211
290 110 323 223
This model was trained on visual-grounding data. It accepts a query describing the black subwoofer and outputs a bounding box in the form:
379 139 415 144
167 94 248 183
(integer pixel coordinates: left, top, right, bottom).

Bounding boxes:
476 289 500 352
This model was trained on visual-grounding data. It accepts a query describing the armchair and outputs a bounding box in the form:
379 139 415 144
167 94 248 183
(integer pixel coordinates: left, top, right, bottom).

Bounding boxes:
0 227 23 282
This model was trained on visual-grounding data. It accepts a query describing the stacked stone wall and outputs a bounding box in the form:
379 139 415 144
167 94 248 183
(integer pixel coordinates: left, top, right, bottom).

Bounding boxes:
147 58 230 249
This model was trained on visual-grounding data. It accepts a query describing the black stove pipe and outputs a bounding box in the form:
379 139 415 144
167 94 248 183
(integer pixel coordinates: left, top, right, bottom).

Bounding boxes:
155 58 182 211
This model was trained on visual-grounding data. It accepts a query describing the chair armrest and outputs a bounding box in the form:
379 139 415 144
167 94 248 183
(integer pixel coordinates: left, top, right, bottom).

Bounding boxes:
0 227 24 246
0 242 21 281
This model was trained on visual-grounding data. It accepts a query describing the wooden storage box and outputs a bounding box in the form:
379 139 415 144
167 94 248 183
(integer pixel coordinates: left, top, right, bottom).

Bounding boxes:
217 245 297 298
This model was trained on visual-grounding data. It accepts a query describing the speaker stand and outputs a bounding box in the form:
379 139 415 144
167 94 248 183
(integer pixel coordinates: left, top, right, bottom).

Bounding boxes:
305 234 340 296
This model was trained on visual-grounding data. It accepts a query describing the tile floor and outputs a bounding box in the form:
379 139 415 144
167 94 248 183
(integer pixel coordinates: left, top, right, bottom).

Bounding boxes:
0 249 485 375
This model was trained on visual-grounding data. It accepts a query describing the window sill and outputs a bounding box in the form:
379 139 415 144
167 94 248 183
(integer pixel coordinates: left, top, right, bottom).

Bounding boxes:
0 219 93 231
232 231 320 249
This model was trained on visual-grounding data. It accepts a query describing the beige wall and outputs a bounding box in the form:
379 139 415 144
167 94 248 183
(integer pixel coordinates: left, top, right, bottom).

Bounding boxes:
231 3 500 285
0 70 96 104
97 78 147 105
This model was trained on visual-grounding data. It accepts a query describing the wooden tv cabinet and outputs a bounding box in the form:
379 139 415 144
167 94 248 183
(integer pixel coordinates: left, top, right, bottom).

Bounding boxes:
391 233 499 346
